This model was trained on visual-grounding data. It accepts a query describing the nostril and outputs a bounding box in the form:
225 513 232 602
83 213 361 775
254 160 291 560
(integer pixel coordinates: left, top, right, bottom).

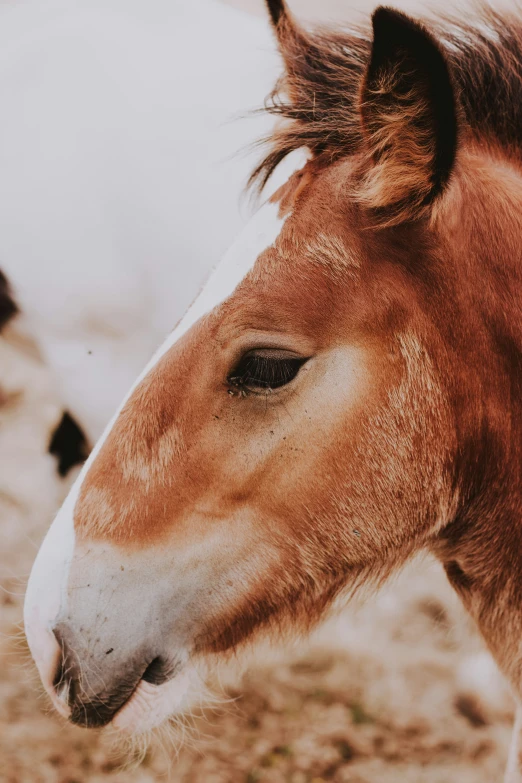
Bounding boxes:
51 629 63 684
52 655 64 691
52 656 70 701
51 627 75 706
54 673 74 706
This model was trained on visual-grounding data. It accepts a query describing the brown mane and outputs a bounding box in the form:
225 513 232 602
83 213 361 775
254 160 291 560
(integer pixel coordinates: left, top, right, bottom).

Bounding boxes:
251 4 522 190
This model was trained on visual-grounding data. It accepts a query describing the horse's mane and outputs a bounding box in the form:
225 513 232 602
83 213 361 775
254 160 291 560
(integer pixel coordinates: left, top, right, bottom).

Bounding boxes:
251 4 522 190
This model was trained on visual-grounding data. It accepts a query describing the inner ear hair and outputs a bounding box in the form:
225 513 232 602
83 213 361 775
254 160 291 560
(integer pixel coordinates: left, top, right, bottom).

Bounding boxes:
358 6 458 226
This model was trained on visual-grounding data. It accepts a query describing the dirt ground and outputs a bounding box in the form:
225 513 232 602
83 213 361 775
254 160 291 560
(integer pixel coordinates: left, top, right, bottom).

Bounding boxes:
0 1 518 782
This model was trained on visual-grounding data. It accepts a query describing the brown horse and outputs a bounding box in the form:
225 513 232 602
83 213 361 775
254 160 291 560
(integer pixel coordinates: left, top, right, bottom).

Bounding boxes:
24 1 522 778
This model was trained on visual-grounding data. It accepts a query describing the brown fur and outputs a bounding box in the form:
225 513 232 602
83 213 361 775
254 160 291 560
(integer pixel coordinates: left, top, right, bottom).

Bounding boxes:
72 1 522 727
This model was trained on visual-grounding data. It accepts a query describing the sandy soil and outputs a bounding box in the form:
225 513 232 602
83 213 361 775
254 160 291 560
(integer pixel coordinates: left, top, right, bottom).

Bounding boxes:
0 1 518 781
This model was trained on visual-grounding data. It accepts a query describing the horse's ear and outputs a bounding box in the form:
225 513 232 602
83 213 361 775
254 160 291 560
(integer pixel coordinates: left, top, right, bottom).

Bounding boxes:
262 0 313 113
264 0 303 52
359 7 458 225
265 0 286 28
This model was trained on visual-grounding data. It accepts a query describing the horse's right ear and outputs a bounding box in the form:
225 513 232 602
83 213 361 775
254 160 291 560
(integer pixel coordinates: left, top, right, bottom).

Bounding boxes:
358 7 458 225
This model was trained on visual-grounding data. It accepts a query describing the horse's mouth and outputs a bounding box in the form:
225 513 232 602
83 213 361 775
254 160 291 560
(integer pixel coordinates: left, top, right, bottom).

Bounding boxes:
111 665 197 735
60 664 195 734
49 628 196 733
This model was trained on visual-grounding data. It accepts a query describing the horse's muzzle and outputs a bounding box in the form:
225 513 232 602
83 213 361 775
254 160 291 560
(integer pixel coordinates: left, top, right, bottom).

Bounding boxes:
24 509 195 732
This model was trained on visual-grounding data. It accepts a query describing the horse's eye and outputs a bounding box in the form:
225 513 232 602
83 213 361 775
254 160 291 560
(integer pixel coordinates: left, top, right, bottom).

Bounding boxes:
228 350 308 394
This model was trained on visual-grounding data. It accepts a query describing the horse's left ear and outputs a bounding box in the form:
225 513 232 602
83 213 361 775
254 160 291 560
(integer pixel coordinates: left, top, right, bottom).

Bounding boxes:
359 7 458 225
265 0 286 27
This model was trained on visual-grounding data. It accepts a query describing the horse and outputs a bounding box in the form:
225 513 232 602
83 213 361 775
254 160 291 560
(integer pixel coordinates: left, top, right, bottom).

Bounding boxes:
24 0 522 779
0 0 279 470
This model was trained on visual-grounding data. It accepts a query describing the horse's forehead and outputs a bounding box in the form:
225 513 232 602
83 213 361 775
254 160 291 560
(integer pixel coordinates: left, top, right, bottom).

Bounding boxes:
155 163 354 369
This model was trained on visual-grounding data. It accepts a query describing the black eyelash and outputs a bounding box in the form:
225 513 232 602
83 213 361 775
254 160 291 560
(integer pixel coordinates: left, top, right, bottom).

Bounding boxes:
228 353 308 395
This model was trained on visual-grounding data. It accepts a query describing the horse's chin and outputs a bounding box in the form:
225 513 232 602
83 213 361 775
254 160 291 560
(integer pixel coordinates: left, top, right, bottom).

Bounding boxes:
110 665 199 736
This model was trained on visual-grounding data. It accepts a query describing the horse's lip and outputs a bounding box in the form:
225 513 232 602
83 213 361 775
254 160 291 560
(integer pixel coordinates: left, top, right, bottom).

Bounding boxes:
65 654 183 729
111 666 194 734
